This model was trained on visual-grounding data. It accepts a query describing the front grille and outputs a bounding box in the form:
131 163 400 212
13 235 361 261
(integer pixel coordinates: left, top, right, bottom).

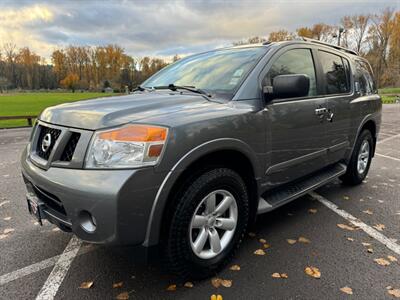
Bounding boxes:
36 125 61 160
31 183 67 216
60 132 80 161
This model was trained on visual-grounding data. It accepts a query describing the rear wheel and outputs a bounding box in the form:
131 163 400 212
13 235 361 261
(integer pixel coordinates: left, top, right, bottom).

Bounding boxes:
340 129 373 185
164 168 249 279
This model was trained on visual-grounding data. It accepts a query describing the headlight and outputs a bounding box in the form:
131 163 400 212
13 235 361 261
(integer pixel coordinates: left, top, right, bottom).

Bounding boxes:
85 124 168 169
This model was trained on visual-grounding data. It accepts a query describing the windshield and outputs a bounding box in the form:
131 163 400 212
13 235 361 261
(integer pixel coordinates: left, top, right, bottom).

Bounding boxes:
143 47 267 97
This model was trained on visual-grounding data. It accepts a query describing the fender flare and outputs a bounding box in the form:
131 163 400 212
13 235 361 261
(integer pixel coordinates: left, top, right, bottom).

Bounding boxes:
143 138 262 246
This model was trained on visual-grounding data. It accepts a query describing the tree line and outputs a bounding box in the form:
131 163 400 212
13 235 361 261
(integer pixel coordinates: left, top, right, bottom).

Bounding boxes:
0 8 398 92
233 8 399 88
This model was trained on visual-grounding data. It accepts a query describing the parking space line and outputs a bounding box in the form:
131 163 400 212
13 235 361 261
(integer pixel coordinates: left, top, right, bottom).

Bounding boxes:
35 236 82 300
377 133 400 144
310 192 400 255
375 153 400 162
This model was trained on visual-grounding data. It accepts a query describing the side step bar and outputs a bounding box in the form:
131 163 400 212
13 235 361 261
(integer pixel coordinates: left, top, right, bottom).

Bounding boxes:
257 163 347 214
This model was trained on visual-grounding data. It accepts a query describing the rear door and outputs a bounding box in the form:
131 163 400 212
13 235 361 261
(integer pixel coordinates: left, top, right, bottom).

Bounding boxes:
261 46 330 189
317 50 353 164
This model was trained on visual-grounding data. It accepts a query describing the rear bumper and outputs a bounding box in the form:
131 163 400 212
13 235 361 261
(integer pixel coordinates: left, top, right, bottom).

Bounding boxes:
21 147 167 246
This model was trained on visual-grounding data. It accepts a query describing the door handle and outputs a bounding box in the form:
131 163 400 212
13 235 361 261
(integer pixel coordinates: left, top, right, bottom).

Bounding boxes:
315 108 328 116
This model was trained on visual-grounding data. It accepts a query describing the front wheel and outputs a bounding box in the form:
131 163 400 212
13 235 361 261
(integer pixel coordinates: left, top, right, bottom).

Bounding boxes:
340 129 374 185
163 168 249 279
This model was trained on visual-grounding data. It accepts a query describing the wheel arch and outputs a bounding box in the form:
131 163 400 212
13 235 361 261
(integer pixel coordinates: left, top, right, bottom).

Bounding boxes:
143 138 262 247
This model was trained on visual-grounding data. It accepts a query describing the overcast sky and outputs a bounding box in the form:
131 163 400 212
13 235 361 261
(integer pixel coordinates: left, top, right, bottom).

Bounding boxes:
0 0 397 59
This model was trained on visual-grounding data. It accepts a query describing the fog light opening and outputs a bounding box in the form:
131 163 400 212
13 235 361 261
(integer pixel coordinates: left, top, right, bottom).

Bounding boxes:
79 210 97 233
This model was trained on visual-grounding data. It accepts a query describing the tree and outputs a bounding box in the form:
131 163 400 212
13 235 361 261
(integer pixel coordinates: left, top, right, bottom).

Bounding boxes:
296 27 314 38
268 30 294 42
60 73 79 92
232 36 267 45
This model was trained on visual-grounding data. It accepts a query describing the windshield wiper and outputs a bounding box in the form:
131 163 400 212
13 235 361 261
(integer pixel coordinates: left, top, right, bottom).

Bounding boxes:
132 85 154 92
153 84 212 98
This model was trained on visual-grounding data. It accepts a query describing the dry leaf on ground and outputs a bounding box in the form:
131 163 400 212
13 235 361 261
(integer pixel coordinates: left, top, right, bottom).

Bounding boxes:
166 284 177 291
0 200 10 207
343 196 350 200
210 295 223 300
363 209 373 215
211 278 232 288
113 282 123 288
254 249 266 255
374 258 390 266
184 282 194 288
116 292 130 300
347 237 355 242
337 224 355 231
367 248 374 253
388 289 400 298
298 236 310 243
304 266 321 279
220 279 232 288
79 281 94 289
373 224 385 231
0 234 8 240
263 243 271 249
340 286 353 295
388 256 398 262
3 217 11 221
259 238 267 244
362 242 371 247
271 273 288 279
308 208 317 214
287 239 297 245
229 264 241 271
3 228 14 234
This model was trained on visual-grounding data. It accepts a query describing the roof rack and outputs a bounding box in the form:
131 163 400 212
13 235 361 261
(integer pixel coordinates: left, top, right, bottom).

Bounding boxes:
300 37 358 56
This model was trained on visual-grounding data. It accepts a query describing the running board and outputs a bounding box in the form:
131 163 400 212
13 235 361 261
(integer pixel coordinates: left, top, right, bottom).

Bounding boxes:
257 163 347 214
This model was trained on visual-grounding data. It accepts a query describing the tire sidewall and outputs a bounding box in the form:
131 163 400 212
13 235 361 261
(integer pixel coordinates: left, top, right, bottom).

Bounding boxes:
352 130 373 181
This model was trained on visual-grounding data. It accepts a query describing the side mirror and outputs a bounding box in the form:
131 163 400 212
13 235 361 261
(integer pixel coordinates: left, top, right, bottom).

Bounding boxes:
268 74 310 99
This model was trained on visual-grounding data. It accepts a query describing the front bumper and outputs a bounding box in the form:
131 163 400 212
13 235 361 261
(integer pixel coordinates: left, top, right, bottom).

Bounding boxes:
21 147 167 246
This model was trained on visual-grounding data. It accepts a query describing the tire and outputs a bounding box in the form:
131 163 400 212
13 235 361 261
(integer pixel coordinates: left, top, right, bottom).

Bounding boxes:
163 168 249 280
340 129 374 185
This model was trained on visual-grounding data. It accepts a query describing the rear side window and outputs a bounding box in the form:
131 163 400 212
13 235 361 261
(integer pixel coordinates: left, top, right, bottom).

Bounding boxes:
319 51 350 95
355 60 376 95
264 48 317 96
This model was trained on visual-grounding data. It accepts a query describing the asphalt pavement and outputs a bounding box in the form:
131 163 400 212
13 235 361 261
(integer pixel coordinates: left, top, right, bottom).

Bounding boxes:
0 104 399 300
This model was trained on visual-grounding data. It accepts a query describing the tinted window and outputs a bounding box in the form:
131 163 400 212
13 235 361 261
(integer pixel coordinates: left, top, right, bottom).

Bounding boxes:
355 60 375 95
319 51 350 94
143 47 267 96
264 49 317 96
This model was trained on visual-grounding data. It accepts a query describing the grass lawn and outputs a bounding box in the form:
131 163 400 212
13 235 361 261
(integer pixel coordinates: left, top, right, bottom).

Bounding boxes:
378 87 400 94
0 92 112 128
379 87 400 104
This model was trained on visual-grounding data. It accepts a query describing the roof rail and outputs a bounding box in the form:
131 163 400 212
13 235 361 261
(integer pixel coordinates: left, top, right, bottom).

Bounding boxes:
300 37 358 56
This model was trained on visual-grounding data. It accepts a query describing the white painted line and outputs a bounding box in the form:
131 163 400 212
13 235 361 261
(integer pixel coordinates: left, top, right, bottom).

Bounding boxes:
310 192 400 255
375 153 400 162
35 236 82 300
377 133 400 144
0 243 93 286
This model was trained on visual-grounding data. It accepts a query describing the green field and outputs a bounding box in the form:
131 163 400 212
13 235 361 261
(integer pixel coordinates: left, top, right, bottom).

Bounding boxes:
0 92 111 128
379 87 400 104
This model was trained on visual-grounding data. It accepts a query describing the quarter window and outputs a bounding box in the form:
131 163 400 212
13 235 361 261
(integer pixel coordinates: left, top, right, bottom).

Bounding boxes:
355 60 375 95
319 51 350 94
264 49 317 96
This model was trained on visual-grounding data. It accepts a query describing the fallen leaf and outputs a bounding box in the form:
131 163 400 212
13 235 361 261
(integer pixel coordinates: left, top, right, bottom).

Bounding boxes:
337 224 355 231
211 278 221 288
287 239 297 245
3 228 14 234
0 234 8 239
367 248 374 253
363 209 373 215
343 196 350 200
374 258 390 266
388 289 400 298
220 279 232 288
248 232 256 237
184 282 194 288
166 284 177 291
0 200 10 207
347 237 355 242
259 238 267 244
304 266 321 279
359 198 365 202
298 236 310 244
3 217 11 221
271 272 288 279
116 292 130 300
340 286 353 295
373 224 385 231
52 227 60 232
280 273 288 279
229 264 241 271
79 281 94 289
113 282 123 288
308 208 317 214
254 249 266 255
362 242 371 247
210 295 223 300
388 255 398 262
263 243 271 249
378 200 384 203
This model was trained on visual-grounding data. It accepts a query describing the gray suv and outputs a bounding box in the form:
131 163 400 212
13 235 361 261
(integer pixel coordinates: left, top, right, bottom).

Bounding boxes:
21 38 381 279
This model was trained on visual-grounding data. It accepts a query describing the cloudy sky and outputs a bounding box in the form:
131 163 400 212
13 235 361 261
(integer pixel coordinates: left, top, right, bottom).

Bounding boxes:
0 0 397 59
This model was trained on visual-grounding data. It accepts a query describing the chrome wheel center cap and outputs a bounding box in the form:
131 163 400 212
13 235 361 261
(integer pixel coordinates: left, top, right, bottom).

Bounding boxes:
207 216 216 227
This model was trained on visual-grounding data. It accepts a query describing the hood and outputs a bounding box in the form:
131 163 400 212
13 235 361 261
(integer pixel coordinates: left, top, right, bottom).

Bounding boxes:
39 92 222 130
